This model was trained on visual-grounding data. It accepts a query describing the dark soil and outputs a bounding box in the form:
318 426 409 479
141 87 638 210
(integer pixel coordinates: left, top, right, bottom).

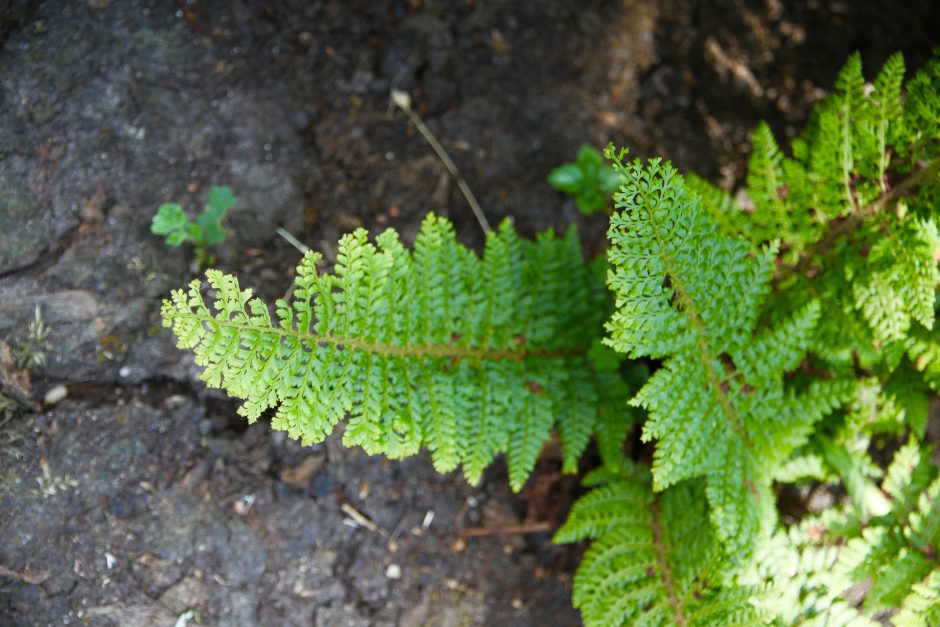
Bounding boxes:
1 1 937 626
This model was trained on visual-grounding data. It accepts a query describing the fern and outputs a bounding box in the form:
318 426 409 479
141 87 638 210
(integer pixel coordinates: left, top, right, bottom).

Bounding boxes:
743 122 817 252
755 53 938 371
743 519 875 626
895 571 940 627
725 440 939 626
564 50 939 625
163 214 628 489
604 149 853 553
839 446 940 616
160 50 940 625
555 466 765 626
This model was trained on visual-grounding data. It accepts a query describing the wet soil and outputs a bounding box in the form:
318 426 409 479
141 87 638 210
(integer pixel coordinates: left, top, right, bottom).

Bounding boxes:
1 1 938 625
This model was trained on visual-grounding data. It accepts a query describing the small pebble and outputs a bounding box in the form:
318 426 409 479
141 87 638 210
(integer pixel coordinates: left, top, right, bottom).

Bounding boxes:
44 384 68 405
108 491 144 519
311 473 333 499
385 564 401 580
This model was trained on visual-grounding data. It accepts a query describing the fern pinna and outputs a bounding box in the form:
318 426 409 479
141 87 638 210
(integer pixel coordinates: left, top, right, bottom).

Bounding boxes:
162 214 627 489
554 464 765 626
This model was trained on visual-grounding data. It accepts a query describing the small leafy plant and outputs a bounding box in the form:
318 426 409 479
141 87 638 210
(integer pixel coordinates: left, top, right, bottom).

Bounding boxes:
548 144 621 214
151 185 236 266
13 304 49 370
162 52 940 625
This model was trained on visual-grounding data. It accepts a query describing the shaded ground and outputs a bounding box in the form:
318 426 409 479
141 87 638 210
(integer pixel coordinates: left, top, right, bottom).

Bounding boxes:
1 1 938 625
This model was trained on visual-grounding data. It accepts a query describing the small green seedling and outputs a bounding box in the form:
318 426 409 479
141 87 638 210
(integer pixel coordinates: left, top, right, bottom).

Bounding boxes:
151 186 236 266
547 144 620 215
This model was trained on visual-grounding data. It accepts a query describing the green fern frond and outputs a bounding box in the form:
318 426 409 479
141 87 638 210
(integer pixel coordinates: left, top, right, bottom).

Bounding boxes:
740 52 936 262
556 470 765 627
604 150 851 553
745 122 807 247
162 214 628 489
741 439 938 626
901 50 940 162
868 52 905 187
746 528 873 626
851 217 940 344
895 570 940 627
742 519 877 626
813 51 867 216
837 444 940 616
906 323 940 392
749 52 940 376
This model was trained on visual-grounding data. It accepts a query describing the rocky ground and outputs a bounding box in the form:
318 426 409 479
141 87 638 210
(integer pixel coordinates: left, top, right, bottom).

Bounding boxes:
1 1 938 625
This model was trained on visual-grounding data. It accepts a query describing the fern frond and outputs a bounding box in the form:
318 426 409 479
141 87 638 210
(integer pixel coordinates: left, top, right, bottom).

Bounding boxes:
746 52 940 379
604 150 851 553
556 470 764 627
837 445 940 616
851 217 940 344
868 52 905 187
818 51 867 215
745 122 796 243
895 570 940 627
742 521 877 626
735 52 937 264
162 214 628 490
901 51 940 162
741 439 939 625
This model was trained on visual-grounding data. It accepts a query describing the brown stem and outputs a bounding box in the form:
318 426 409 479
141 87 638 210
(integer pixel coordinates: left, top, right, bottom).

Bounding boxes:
650 501 688 626
0 564 51 585
453 521 553 537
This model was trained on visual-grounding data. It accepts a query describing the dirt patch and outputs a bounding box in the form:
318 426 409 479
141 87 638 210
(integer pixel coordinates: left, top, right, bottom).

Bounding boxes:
1 1 938 625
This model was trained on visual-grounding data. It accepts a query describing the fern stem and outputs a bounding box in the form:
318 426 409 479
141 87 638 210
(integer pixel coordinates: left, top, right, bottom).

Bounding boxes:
650 500 689 627
181 312 581 363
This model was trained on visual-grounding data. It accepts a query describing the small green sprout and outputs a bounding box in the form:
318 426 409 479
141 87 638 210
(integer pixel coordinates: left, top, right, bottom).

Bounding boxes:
547 144 621 215
14 304 49 370
151 185 236 266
